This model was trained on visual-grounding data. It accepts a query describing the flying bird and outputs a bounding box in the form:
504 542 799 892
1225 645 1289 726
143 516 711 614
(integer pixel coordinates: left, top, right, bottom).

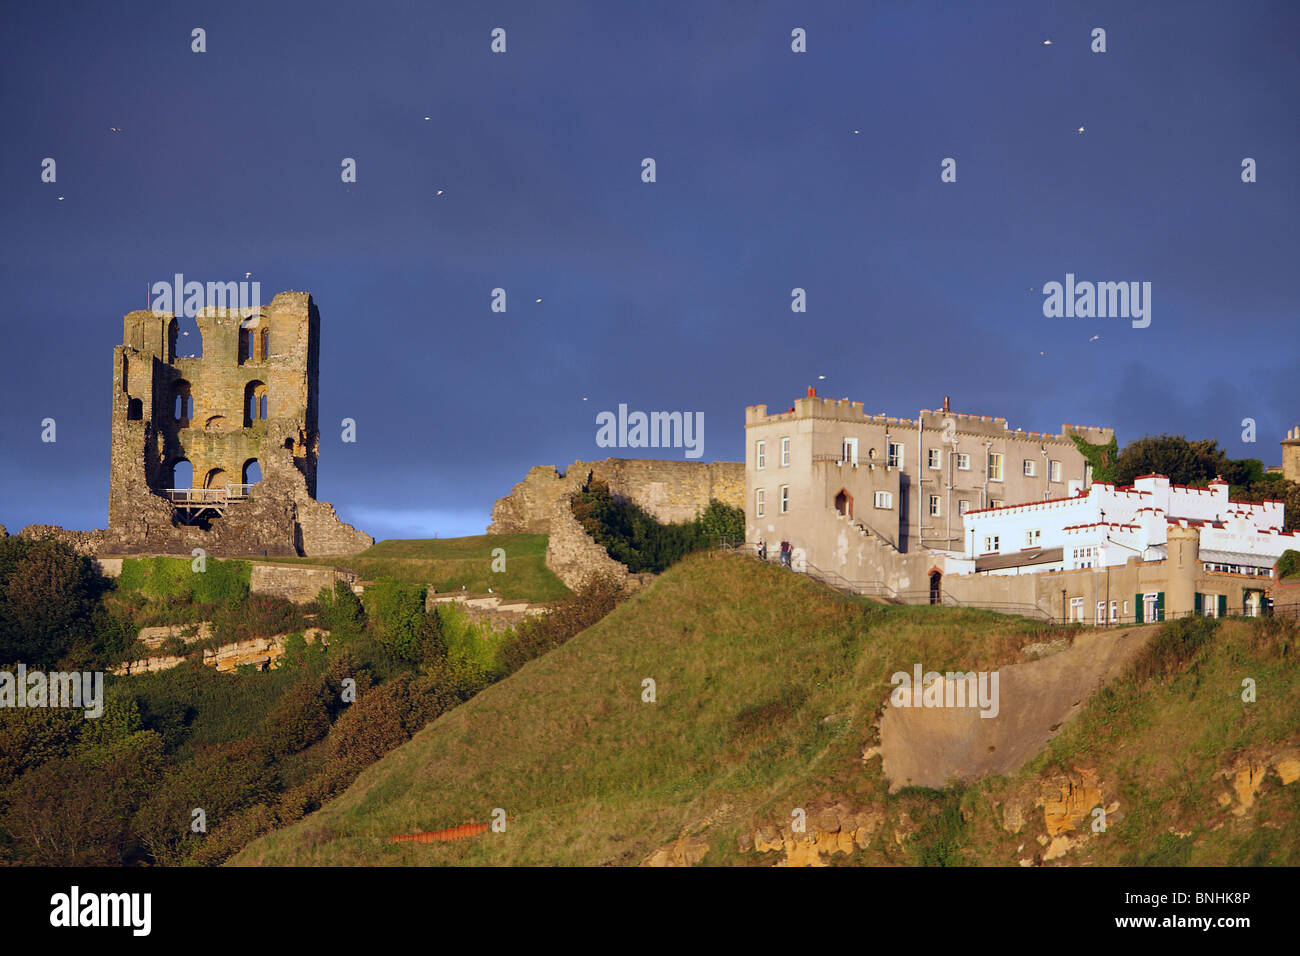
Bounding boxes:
535 298 542 303
244 272 251 278
1077 126 1086 134
1042 39 1053 46
109 127 123 132
423 116 431 120
57 195 65 200
1088 335 1100 342
436 189 444 196
852 129 861 134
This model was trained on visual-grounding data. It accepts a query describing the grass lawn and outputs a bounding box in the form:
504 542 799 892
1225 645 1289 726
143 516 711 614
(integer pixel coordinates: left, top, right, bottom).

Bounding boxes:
255 534 568 603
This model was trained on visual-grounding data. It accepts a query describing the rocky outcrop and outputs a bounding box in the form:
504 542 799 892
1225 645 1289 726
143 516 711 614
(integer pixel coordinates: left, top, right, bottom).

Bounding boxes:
739 801 883 867
112 628 328 675
1218 748 1300 816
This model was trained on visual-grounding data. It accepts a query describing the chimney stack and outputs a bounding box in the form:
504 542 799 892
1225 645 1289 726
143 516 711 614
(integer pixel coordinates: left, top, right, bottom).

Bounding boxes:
942 396 950 413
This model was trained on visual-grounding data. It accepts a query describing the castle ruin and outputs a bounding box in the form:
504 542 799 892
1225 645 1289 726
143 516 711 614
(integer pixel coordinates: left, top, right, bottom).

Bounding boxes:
103 291 371 557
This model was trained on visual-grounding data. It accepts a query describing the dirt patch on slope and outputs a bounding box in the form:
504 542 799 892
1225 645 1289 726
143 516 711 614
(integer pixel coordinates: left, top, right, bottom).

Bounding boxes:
879 625 1159 791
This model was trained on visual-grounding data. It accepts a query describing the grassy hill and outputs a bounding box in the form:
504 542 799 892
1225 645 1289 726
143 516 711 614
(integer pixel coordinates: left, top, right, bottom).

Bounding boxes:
234 552 1299 866
255 534 568 603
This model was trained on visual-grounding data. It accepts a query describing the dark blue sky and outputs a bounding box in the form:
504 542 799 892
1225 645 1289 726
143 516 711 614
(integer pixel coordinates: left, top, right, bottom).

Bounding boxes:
2 0 1296 539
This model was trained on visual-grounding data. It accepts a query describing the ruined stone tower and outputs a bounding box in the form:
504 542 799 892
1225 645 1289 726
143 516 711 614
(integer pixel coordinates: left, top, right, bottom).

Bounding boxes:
105 291 372 557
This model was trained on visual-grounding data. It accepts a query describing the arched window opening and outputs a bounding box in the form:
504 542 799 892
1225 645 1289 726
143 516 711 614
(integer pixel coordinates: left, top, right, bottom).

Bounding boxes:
127 398 143 421
167 319 178 361
170 459 193 490
242 459 262 486
243 381 268 427
238 328 251 365
172 381 193 426
834 489 853 519
259 328 270 361
203 468 228 490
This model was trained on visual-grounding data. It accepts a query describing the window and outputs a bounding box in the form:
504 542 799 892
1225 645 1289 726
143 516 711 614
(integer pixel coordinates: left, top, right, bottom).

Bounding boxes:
956 453 970 471
172 381 193 424
1123 600 1129 615
928 448 941 470
779 485 790 514
1142 592 1160 623
958 499 969 515
841 437 858 464
1024 529 1041 548
1069 597 1084 622
244 381 268 426
1023 459 1035 477
988 452 1004 482
874 491 893 510
928 495 941 517
755 441 766 470
983 535 1000 553
1096 602 1106 625
1071 546 1097 569
888 442 903 468
990 499 1003 508
1084 462 1093 486
1109 600 1118 623
1049 460 1062 483
755 488 765 517
780 437 790 467
1201 593 1219 618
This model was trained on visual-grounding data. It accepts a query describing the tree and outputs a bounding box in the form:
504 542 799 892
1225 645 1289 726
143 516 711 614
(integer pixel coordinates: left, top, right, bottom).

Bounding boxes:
0 540 99 668
1277 550 1300 580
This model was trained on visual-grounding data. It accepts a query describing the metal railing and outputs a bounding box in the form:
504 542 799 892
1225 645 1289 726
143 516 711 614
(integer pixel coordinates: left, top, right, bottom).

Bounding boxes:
164 483 256 505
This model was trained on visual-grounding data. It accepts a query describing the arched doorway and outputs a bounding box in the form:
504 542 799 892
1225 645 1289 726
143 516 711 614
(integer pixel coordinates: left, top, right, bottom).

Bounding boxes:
929 569 942 605
242 459 262 485
834 489 854 518
170 459 193 490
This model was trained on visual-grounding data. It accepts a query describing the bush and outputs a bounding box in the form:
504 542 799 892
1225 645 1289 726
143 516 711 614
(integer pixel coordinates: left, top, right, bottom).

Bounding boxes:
1276 550 1300 580
118 556 250 604
499 575 624 675
571 478 742 572
315 579 365 636
0 539 100 668
1131 617 1218 683
362 580 428 664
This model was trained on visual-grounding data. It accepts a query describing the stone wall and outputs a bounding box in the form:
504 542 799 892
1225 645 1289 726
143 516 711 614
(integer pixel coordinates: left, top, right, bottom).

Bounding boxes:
488 457 743 589
16 525 109 556
249 562 358 603
490 458 743 533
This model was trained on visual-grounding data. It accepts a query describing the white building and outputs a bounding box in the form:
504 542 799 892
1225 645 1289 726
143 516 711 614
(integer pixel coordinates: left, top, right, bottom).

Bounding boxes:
952 475 1293 578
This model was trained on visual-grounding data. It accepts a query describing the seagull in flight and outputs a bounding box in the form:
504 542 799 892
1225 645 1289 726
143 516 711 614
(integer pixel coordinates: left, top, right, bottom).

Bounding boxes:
109 127 123 132
1088 335 1100 342
436 189 444 196
1042 39 1053 46
1077 126 1086 134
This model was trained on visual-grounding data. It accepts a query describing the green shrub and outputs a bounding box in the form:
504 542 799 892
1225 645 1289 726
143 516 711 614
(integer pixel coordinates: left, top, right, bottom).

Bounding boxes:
1131 617 1218 683
362 580 428 664
1276 550 1300 580
118 556 250 604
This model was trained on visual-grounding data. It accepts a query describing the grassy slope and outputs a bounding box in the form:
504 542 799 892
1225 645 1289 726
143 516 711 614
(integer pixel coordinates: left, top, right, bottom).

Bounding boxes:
254 534 569 603
234 553 1299 866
